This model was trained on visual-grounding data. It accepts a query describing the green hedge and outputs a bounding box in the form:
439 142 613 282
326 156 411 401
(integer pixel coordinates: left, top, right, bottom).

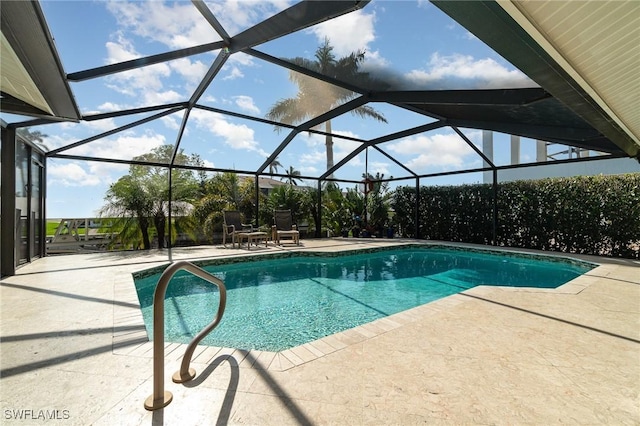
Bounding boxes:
391 173 640 258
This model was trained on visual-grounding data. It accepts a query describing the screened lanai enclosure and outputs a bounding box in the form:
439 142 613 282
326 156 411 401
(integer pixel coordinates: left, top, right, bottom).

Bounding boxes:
2 0 639 276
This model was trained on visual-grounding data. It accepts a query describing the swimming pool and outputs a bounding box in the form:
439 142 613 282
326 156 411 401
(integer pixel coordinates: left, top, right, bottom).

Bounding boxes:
133 246 595 352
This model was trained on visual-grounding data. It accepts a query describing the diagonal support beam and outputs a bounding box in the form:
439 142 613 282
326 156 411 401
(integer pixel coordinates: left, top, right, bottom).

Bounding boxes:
67 42 225 82
230 1 370 52
171 109 192 166
368 120 447 147
446 118 608 150
257 130 298 175
191 0 231 43
47 107 184 156
371 145 417 177
245 48 366 96
451 126 495 168
320 121 446 180
320 142 369 181
188 49 230 107
194 104 367 144
83 102 188 122
257 96 370 175
300 96 369 132
369 88 550 106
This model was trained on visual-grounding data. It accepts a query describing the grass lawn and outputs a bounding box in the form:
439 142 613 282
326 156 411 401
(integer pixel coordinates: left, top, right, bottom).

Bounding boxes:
46 220 62 237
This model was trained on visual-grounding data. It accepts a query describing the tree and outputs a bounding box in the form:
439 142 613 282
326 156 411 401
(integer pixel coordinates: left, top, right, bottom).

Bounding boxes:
323 183 353 236
363 172 392 235
268 157 282 175
101 174 153 249
260 185 307 227
283 166 301 185
266 38 387 176
99 145 201 249
192 172 259 239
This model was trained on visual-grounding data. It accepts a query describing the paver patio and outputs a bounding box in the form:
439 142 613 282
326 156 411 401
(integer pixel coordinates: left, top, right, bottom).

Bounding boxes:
1 239 638 425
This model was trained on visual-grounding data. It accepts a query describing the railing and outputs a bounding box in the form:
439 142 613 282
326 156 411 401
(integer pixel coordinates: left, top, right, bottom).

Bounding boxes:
144 261 227 411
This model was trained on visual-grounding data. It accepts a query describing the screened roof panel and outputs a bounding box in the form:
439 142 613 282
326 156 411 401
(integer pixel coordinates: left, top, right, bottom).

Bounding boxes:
52 110 184 163
2 0 637 191
177 109 287 174
381 128 482 176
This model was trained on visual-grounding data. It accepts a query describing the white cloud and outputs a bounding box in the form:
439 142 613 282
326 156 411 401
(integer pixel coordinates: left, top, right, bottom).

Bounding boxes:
347 154 364 168
361 49 390 71
296 131 367 173
223 66 245 81
333 133 363 164
142 89 184 105
228 52 256 67
299 165 318 175
307 9 376 57
48 161 126 188
169 57 210 87
464 31 478 41
65 132 167 161
101 35 204 107
369 161 390 176
160 114 182 131
105 1 295 52
191 109 269 158
101 1 293 110
104 35 176 102
202 94 218 104
233 95 260 114
106 1 219 48
96 102 121 112
300 150 325 166
302 132 324 150
204 1 292 37
42 134 77 151
404 53 536 89
298 135 325 167
49 163 100 186
82 118 119 134
223 53 257 81
387 133 477 171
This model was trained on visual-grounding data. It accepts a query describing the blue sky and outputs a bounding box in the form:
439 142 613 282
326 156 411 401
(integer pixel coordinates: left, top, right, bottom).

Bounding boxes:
6 0 543 218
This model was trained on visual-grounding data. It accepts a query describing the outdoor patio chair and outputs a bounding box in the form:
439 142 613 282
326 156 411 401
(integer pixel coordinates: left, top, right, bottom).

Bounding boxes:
273 209 299 245
223 210 253 248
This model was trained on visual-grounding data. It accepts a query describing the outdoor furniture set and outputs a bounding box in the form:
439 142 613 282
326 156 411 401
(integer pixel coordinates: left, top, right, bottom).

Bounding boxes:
223 210 300 250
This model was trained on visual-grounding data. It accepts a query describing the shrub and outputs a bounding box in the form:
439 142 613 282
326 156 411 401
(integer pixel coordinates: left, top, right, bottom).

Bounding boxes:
392 173 640 258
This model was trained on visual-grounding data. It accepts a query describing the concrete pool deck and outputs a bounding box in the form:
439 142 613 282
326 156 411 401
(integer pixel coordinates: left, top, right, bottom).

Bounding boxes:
1 239 638 425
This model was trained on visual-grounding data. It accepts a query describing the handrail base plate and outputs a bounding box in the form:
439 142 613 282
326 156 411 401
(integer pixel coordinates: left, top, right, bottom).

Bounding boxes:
144 391 173 411
172 368 196 383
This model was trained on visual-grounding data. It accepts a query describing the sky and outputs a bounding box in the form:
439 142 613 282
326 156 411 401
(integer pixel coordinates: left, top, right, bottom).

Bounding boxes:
4 0 547 218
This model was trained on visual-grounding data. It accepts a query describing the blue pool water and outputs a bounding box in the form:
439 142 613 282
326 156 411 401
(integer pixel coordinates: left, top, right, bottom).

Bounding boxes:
133 247 594 352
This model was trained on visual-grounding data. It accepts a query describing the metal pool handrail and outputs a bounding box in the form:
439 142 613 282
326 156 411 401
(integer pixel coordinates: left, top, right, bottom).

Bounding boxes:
144 261 227 411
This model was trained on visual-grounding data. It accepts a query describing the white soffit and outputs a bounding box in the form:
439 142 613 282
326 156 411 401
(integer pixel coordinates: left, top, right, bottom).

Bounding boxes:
0 31 53 115
498 0 640 146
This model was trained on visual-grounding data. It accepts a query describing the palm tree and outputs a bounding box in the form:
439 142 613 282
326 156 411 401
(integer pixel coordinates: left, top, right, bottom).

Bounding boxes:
100 174 154 249
284 166 301 185
268 157 282 175
99 145 201 249
192 172 259 239
266 38 387 176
